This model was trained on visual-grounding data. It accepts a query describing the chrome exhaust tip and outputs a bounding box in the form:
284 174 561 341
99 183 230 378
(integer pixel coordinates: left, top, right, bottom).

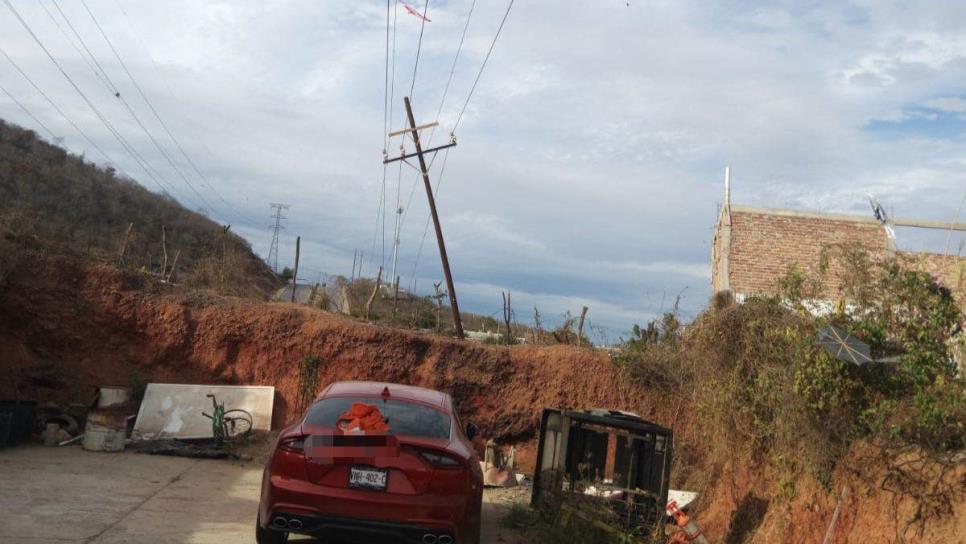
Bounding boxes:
422 534 438 544
438 535 453 544
272 516 288 528
288 518 303 531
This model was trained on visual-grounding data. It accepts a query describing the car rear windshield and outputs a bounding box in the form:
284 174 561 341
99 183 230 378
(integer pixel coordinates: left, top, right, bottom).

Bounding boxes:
305 397 451 440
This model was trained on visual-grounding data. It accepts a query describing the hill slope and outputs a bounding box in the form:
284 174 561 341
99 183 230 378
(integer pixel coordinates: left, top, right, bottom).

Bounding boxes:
0 119 278 297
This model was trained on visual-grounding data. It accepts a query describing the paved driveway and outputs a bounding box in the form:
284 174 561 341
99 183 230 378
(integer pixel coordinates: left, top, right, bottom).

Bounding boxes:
0 445 526 544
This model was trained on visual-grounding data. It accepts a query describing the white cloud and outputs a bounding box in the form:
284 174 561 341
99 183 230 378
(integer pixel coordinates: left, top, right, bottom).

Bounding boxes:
1 0 964 338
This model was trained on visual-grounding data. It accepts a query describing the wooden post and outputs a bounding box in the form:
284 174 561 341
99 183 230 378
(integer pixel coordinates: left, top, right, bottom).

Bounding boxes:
502 291 512 345
160 225 168 278
117 222 133 266
402 97 464 338
291 236 301 303
351 249 358 281
365 266 383 320
433 282 443 332
577 306 588 346
165 249 181 283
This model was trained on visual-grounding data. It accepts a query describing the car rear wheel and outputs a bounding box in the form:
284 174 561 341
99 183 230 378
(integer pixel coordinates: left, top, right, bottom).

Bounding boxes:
255 515 288 544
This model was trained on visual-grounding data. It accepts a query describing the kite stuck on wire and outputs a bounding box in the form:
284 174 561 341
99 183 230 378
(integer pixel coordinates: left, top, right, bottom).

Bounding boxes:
404 3 431 22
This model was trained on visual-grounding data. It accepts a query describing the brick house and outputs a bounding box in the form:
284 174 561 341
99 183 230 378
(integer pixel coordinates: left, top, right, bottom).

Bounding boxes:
711 173 966 304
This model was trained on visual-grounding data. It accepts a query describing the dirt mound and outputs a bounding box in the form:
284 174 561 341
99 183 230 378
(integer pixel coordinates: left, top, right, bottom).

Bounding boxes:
0 255 661 469
4 256 963 543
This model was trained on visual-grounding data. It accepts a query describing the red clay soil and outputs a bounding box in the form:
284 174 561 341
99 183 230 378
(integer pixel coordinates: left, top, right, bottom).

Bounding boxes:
0 256 662 470
2 256 963 543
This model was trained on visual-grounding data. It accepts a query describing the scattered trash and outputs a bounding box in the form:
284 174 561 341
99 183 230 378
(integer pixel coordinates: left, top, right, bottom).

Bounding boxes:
128 438 252 461
82 386 136 452
667 489 699 511
132 384 273 440
531 408 673 534
482 438 517 487
667 500 708 543
58 434 84 447
83 411 129 452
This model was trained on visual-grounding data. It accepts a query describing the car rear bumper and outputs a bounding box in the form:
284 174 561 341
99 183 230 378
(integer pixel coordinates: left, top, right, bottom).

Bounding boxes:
260 474 474 541
265 511 456 544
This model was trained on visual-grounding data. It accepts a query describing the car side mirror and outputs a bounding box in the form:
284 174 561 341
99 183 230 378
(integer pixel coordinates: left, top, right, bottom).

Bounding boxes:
465 422 478 440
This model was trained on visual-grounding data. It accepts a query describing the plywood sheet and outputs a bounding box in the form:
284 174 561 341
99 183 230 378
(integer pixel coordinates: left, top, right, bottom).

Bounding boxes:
132 383 274 440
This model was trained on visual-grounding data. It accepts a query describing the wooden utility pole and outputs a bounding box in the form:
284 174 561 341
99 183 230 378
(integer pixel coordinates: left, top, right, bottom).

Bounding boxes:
351 249 358 281
502 291 512 345
577 306 589 346
384 96 463 338
291 236 301 303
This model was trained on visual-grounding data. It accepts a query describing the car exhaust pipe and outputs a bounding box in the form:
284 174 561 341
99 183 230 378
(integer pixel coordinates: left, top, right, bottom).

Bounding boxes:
438 535 453 544
272 516 288 528
422 534 438 544
288 518 303 531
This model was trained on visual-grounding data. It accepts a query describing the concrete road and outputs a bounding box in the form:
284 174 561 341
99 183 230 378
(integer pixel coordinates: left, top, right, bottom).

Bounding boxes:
0 445 526 544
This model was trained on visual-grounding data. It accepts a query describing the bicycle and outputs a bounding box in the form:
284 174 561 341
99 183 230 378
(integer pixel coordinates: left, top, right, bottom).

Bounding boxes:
202 394 253 446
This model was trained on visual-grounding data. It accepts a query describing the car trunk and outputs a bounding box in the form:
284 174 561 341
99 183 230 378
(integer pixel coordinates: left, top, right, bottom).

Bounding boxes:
301 425 463 496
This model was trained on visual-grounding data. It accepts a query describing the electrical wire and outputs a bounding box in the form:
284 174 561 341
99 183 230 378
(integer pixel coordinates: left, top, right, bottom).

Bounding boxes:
39 0 115 96
407 0 514 290
0 83 57 140
398 0 476 233
0 44 119 169
53 0 221 217
408 1 430 100
3 0 185 200
82 0 252 227
454 0 515 132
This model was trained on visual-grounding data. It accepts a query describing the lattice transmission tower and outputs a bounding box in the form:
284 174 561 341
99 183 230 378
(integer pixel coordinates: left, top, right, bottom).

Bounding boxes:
267 203 290 273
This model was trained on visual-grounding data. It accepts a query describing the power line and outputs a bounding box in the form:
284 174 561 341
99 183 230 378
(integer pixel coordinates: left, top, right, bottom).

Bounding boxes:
50 0 121 95
3 0 185 200
408 0 430 100
0 44 119 169
454 0 515 132
0 83 57 140
54 0 220 216
398 0 476 236
39 0 115 96
81 0 253 227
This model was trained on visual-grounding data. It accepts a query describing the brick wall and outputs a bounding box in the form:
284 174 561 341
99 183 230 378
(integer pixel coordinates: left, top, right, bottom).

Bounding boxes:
710 205 966 305
722 207 889 298
897 251 966 297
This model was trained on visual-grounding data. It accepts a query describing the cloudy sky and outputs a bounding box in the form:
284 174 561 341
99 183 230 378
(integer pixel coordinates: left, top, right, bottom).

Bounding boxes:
2 0 965 341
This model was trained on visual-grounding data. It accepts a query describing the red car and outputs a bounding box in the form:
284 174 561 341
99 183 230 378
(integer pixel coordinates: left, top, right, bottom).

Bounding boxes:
257 381 484 544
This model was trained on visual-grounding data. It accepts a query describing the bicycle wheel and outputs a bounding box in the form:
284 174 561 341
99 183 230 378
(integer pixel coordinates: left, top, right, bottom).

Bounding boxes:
223 409 253 438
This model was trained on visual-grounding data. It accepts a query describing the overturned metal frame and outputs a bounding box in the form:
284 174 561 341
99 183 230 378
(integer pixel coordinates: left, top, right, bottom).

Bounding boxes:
530 408 673 534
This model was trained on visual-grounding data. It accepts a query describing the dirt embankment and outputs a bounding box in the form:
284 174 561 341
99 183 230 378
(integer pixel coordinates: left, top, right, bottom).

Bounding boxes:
2 256 963 543
0 256 661 468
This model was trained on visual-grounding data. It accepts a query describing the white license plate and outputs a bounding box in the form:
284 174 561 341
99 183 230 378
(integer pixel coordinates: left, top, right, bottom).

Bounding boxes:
348 466 388 491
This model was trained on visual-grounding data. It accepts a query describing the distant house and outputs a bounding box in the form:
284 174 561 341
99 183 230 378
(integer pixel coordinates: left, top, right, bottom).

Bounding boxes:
710 172 966 304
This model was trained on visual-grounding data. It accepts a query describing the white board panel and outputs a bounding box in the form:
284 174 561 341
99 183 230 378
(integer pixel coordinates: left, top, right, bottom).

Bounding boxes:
132 383 275 440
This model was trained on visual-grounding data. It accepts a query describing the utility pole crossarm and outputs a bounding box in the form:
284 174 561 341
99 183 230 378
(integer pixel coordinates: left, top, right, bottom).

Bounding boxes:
387 121 439 138
383 141 457 164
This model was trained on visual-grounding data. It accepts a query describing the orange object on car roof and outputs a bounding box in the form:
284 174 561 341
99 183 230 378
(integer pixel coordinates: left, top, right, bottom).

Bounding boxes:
337 402 389 434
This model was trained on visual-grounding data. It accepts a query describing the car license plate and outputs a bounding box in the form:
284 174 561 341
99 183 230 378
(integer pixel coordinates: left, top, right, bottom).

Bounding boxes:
348 466 388 491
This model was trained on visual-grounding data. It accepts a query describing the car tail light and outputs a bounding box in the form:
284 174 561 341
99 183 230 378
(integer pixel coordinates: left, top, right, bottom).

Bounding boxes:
278 436 306 454
417 449 462 468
